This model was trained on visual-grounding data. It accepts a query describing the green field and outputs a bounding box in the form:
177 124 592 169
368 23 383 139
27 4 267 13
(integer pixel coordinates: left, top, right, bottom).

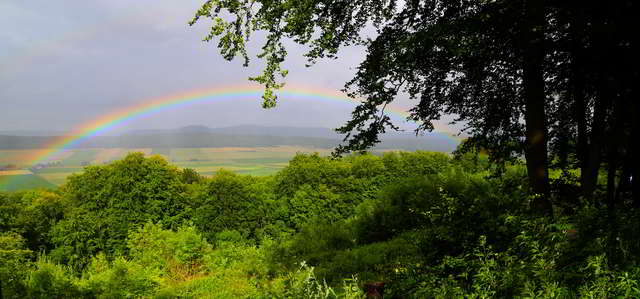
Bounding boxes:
0 146 333 191
0 173 56 191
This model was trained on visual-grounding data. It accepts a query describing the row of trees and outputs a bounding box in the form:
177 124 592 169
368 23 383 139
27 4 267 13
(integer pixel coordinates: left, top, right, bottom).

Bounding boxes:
1 152 452 271
191 0 638 216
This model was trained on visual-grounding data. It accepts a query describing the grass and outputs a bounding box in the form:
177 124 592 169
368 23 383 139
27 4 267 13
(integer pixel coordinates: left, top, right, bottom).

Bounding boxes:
0 174 56 191
38 172 78 186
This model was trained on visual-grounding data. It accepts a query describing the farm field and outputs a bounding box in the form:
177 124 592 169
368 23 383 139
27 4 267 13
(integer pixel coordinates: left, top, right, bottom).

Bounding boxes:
0 146 334 191
0 172 56 191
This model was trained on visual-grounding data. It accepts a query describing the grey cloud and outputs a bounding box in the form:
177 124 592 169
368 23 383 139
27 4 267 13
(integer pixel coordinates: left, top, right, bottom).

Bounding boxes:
1 1 451 136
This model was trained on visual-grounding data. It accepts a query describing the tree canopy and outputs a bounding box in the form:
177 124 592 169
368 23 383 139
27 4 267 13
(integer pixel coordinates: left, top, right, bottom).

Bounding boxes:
3 151 639 297
190 0 638 215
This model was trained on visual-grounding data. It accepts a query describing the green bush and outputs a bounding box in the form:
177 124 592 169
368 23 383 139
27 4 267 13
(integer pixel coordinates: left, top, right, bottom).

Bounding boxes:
24 257 82 299
49 153 188 269
0 190 67 253
128 222 211 280
79 255 158 298
191 170 269 241
0 232 32 298
354 168 522 249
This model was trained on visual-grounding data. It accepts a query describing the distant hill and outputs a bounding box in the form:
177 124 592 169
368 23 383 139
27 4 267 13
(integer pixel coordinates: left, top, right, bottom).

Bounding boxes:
0 130 67 136
0 125 460 152
125 125 344 138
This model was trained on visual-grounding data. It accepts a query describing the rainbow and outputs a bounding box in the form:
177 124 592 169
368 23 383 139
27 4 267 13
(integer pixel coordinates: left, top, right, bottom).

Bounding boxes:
16 84 453 167
0 84 463 190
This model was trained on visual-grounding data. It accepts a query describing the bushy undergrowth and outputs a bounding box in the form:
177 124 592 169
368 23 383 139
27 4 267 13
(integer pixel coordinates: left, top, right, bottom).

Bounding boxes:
1 151 638 298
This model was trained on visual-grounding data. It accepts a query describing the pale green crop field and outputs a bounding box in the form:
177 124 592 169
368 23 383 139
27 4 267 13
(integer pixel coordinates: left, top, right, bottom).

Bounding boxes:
0 146 333 190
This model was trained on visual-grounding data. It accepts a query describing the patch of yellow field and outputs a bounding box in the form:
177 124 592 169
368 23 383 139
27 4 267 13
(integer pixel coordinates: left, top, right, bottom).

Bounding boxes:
0 169 33 176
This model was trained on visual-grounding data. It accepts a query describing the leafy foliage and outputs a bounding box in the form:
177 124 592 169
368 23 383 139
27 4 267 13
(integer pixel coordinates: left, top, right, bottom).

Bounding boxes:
48 153 188 269
191 170 268 241
1 151 639 297
0 232 32 298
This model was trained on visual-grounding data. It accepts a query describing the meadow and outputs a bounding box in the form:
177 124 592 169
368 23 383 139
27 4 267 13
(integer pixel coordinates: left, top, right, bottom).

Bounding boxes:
0 146 333 191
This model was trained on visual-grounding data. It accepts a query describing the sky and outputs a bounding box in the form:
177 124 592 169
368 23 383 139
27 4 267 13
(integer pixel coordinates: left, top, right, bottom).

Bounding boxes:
0 0 458 136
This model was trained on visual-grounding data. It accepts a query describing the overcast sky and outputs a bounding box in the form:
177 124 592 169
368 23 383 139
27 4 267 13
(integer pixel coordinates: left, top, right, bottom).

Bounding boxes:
0 0 458 136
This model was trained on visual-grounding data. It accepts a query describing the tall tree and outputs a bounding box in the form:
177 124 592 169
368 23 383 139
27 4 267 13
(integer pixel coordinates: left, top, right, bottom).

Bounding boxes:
190 0 635 215
521 0 551 213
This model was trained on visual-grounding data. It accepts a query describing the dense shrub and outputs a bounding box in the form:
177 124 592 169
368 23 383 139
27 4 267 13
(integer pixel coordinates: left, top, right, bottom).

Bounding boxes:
79 255 157 299
269 152 456 234
0 232 32 298
48 153 188 269
191 170 270 241
0 190 66 253
24 257 82 298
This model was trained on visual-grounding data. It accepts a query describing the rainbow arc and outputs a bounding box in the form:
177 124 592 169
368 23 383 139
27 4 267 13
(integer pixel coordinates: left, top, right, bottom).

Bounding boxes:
21 84 447 166
0 84 462 189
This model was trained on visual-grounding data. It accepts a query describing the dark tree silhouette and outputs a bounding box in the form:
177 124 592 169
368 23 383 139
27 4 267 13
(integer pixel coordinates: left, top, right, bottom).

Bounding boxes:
190 0 637 216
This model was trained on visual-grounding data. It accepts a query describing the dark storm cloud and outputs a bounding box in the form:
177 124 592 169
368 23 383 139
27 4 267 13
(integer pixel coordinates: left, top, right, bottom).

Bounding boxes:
1 1 455 135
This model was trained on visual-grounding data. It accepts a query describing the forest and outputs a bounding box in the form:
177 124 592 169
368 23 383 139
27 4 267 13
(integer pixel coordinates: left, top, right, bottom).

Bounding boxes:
1 150 639 298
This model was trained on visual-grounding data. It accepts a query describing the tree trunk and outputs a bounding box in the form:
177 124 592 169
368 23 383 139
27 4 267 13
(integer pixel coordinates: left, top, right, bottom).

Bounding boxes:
572 54 588 192
632 90 640 208
606 149 618 267
567 6 604 202
606 97 625 268
556 111 570 172
581 98 607 201
522 0 552 215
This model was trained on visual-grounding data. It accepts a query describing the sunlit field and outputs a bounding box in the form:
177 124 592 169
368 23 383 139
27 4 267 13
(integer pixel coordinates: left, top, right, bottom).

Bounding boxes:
0 146 335 190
